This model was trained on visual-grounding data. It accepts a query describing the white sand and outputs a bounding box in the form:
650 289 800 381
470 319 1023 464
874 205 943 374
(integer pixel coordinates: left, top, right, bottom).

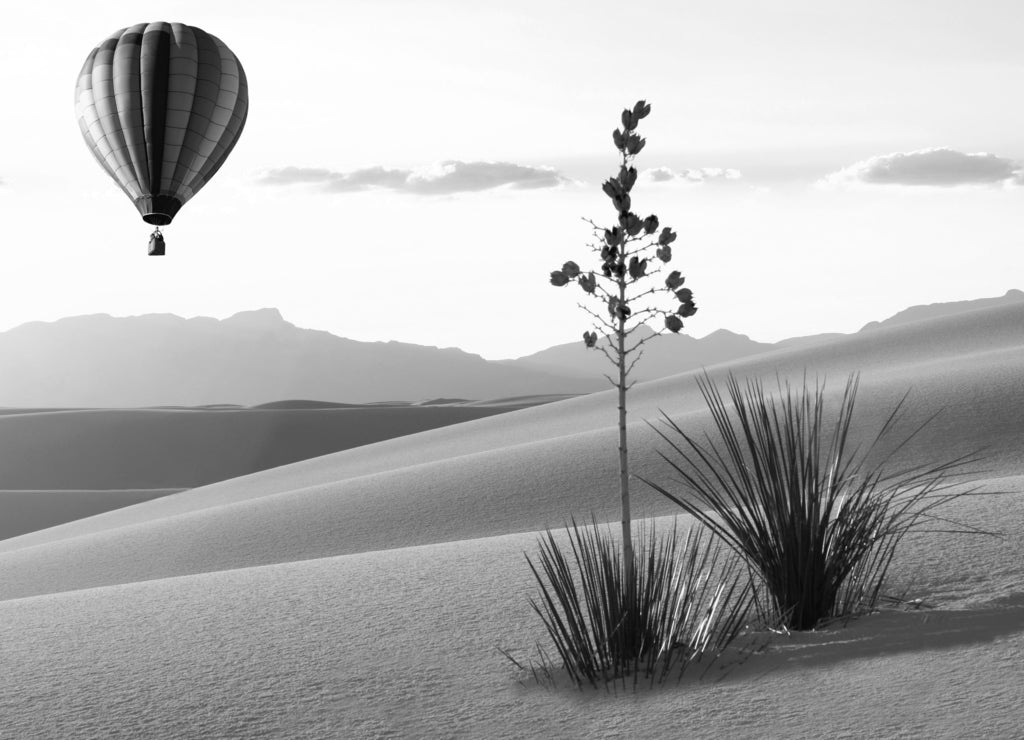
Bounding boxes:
0 404 533 491
0 489 180 540
0 487 1020 738
0 302 1022 737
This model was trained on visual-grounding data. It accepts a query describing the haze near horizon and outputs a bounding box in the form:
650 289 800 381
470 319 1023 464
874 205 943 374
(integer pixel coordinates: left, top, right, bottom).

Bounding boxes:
0 288 1016 407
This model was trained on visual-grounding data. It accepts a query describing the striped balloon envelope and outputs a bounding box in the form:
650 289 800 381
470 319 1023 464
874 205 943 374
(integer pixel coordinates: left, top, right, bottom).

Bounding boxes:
75 22 248 253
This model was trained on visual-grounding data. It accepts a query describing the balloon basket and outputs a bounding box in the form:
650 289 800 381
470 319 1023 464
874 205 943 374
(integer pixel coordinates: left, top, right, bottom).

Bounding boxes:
148 228 165 256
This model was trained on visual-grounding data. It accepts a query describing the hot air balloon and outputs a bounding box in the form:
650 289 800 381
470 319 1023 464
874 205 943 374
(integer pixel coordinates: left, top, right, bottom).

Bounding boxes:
75 22 248 255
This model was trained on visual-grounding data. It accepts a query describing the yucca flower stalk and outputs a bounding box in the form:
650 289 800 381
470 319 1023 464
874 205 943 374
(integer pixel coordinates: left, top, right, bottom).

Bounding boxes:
549 100 697 584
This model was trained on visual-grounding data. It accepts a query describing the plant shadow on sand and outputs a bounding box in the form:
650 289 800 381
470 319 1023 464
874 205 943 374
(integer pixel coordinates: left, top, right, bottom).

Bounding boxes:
723 592 1024 683
506 593 1024 698
502 636 765 697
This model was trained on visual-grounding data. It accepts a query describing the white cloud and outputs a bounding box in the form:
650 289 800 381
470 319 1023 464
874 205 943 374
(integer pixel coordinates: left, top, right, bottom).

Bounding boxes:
641 166 742 184
258 161 568 194
822 148 1024 188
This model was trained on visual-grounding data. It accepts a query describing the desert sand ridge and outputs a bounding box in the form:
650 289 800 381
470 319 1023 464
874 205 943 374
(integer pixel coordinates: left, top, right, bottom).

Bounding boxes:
0 301 1022 600
0 403 546 539
0 489 182 541
860 287 1024 331
0 403 536 490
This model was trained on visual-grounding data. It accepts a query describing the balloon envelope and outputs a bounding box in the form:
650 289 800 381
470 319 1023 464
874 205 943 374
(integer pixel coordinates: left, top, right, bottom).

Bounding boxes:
75 22 248 225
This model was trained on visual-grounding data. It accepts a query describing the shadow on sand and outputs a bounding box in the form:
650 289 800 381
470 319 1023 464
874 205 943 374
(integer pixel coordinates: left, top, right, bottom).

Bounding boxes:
722 592 1024 683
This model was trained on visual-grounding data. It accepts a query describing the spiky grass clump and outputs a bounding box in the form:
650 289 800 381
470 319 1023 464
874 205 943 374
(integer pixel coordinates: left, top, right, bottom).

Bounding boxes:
524 517 750 690
643 372 988 631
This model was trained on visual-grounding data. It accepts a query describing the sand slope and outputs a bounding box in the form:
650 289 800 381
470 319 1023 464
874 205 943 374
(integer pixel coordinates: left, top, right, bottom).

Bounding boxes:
0 402 550 491
0 301 1021 600
0 482 1020 739
0 489 181 541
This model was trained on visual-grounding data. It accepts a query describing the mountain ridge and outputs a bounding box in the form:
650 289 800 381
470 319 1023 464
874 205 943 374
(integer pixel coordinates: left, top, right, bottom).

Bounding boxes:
0 291 1021 406
0 309 602 407
501 289 1024 381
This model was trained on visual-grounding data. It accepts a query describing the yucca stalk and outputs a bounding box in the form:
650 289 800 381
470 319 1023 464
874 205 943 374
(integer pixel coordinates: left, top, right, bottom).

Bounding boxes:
526 101 729 690
525 517 751 689
549 100 698 596
642 372 991 631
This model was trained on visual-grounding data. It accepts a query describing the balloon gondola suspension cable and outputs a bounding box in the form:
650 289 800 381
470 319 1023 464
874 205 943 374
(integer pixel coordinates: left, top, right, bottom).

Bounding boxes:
148 227 165 256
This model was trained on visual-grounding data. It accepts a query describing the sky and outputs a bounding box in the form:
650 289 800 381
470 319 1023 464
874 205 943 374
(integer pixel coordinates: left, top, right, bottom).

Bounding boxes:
1 0 1022 360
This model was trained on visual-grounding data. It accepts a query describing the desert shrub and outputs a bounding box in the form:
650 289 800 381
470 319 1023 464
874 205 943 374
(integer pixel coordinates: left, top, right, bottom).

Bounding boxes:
642 372 990 631
522 517 751 689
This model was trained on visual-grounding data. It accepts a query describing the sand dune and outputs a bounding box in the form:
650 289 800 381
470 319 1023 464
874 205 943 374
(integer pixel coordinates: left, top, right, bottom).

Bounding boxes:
0 402 546 491
0 481 1020 738
0 300 1022 600
1 301 1022 738
0 489 180 541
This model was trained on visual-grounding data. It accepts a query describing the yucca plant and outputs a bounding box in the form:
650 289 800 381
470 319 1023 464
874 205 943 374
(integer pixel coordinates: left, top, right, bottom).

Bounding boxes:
524 517 751 690
514 99 720 689
642 372 991 631
548 99 697 583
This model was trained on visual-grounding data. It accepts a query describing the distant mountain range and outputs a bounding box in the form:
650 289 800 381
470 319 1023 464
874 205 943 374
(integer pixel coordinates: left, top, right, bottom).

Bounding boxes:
0 309 601 406
499 325 775 380
0 290 1021 406
502 289 1024 381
